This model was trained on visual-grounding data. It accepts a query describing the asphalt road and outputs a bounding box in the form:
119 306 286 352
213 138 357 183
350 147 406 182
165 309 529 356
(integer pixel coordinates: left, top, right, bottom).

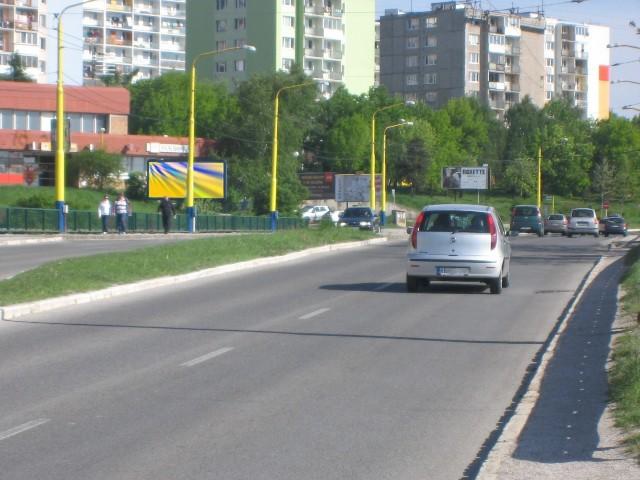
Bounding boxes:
0 234 607 479
0 234 224 280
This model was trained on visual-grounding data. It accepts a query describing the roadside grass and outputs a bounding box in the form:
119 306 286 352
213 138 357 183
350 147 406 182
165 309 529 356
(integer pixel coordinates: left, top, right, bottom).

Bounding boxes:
0 228 373 306
610 245 640 458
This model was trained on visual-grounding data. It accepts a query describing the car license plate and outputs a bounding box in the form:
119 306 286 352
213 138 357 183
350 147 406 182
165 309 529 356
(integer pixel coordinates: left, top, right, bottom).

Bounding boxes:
578 221 588 226
436 267 469 276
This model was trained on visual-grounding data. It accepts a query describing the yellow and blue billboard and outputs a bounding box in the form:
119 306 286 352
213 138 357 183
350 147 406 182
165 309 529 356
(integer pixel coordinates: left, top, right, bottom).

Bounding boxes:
147 160 226 199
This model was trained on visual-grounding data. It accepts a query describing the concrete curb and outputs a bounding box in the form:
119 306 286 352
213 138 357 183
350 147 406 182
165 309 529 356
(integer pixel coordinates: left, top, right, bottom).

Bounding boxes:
0 237 388 321
0 236 64 246
476 253 613 479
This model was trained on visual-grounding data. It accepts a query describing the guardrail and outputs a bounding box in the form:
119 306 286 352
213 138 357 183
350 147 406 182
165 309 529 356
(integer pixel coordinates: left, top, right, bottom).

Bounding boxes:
0 207 303 233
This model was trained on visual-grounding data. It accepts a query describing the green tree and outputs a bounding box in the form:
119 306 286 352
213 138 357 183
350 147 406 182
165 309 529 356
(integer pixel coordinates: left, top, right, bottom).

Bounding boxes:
99 68 140 87
0 53 33 82
67 149 123 190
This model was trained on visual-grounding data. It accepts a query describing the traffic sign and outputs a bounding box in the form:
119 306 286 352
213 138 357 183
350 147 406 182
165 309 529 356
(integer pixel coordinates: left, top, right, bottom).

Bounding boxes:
603 201 609 209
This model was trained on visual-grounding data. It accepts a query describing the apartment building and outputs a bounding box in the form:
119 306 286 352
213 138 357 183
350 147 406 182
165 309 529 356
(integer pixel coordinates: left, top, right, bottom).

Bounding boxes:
379 1 610 120
0 0 47 83
82 0 186 83
186 0 375 97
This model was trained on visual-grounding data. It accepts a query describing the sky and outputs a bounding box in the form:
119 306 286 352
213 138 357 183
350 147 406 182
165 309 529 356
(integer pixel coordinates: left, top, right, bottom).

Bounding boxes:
47 1 638 118
377 0 640 118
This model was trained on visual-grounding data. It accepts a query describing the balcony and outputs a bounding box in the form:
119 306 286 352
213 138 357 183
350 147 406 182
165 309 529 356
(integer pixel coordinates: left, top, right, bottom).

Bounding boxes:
15 0 36 9
504 64 520 74
0 20 14 30
325 49 342 60
305 48 323 58
489 81 505 91
161 26 185 36
489 62 505 72
106 1 133 13
160 42 182 52
135 5 159 16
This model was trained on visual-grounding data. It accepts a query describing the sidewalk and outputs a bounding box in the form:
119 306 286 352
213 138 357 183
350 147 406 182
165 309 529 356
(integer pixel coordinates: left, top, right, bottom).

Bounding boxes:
477 241 640 479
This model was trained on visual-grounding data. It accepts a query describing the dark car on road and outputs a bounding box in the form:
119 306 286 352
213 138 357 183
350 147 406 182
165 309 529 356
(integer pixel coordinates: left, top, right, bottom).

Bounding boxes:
544 214 568 235
510 205 544 236
338 207 380 232
599 216 628 237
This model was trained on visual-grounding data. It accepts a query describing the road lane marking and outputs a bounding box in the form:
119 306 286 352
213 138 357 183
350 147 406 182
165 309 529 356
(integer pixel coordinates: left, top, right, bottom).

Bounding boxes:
181 347 234 367
0 419 50 441
374 282 394 291
299 308 330 320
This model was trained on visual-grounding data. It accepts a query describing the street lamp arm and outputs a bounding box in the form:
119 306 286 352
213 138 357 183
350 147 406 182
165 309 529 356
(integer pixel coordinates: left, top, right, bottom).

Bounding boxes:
192 45 256 68
607 43 640 50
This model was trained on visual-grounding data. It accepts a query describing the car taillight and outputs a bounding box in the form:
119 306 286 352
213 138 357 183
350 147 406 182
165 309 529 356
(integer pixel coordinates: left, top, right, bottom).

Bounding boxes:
487 213 497 250
411 211 425 249
563 218 567 224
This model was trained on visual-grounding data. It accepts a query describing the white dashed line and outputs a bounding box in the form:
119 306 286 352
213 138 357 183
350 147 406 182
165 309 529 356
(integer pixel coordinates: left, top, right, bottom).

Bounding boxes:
299 308 330 320
0 419 50 441
181 347 234 367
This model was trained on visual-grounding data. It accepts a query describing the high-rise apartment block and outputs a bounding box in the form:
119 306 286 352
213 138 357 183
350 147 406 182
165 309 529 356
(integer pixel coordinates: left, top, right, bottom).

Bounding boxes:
0 0 48 83
82 0 186 83
380 1 610 120
187 0 375 97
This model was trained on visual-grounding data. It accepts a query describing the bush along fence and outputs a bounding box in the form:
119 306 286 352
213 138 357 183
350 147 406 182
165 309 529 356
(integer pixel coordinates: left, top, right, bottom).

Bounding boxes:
0 207 303 233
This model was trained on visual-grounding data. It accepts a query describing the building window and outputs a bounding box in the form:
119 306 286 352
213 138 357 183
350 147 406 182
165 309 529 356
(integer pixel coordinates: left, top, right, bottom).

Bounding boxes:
40 38 46 50
546 58 554 67
407 17 419 30
469 71 480 83
406 74 418 86
406 36 418 49
546 91 553 100
489 34 505 45
282 37 295 49
426 54 437 65
235 17 246 30
234 39 246 47
236 0 247 7
425 91 438 103
425 17 437 29
69 113 82 133
425 34 437 47
469 52 479 64
469 34 479 45
216 0 227 9
1 110 12 129
546 74 554 84
546 41 554 50
216 40 227 50
18 32 37 45
283 0 294 5
283 16 295 28
28 111 40 130
234 59 245 72
406 55 418 67
216 20 227 32
575 26 588 36
216 62 227 73
424 72 437 84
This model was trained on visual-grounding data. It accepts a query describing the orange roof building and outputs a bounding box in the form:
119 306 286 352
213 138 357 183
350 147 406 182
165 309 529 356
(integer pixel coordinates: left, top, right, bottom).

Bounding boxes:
0 82 212 187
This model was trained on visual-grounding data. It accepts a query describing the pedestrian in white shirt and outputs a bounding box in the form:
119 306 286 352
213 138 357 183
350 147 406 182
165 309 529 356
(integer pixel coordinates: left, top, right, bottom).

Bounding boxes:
98 195 111 234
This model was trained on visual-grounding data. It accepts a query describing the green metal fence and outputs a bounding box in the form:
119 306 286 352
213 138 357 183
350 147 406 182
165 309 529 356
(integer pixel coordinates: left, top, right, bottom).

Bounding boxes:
0 207 303 233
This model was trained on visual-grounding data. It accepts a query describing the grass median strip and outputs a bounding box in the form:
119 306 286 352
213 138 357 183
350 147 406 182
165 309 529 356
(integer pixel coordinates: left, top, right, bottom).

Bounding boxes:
0 228 374 306
610 245 640 458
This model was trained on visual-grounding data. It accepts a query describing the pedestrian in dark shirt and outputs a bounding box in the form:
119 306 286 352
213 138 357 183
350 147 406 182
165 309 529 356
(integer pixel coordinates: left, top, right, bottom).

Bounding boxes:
158 196 175 234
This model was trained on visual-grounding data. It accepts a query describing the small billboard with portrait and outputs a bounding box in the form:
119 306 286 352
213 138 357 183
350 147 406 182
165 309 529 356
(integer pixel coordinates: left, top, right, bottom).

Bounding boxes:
442 166 489 190
147 159 226 199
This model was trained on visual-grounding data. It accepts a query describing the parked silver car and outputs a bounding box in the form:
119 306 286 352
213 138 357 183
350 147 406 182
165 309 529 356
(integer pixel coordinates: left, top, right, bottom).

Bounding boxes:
567 208 598 238
406 204 511 294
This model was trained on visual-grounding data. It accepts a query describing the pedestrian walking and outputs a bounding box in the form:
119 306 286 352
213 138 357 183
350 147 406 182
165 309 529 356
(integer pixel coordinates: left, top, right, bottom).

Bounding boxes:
158 196 175 234
98 194 111 234
114 193 130 234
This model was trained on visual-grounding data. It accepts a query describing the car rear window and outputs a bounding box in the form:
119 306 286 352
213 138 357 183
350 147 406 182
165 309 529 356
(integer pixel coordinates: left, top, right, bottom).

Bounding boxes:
548 214 564 220
514 206 538 216
420 211 490 233
343 208 371 217
607 217 624 224
572 209 595 218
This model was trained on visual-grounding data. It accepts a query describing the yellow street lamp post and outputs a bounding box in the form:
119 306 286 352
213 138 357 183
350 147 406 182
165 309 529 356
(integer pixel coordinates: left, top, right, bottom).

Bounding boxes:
54 0 94 232
270 81 314 231
186 45 255 232
537 146 542 209
381 120 413 225
369 101 414 213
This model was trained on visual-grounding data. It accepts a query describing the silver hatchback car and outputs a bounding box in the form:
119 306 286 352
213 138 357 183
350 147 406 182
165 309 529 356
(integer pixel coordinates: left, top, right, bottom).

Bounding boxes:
406 204 511 294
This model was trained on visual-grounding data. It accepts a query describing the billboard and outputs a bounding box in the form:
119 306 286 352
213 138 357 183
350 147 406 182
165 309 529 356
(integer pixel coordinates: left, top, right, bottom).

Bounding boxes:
334 174 382 202
299 172 335 200
442 167 489 190
147 159 226 199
